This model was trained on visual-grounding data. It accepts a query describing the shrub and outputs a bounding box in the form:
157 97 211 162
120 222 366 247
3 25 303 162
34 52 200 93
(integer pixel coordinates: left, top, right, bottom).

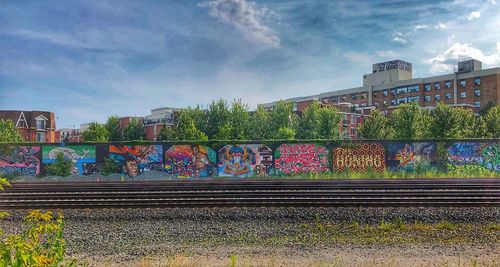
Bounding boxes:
0 210 76 266
45 152 73 177
102 157 121 176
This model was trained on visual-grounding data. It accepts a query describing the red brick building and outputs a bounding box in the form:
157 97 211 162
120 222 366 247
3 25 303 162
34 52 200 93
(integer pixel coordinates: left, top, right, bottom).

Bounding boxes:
0 110 56 142
263 59 499 115
144 107 180 141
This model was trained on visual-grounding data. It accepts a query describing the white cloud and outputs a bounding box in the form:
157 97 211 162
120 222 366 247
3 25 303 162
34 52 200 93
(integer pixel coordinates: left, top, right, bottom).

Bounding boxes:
391 37 407 44
425 42 500 74
376 50 401 59
434 23 447 30
414 25 428 30
199 0 280 48
467 11 481 20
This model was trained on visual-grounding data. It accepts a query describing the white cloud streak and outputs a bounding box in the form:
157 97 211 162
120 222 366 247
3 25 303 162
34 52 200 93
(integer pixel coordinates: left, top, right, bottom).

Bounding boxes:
199 0 280 48
467 11 481 20
425 42 500 74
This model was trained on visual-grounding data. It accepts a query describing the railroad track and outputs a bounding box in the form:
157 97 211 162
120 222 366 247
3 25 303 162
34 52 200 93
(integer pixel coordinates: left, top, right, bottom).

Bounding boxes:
1 179 499 209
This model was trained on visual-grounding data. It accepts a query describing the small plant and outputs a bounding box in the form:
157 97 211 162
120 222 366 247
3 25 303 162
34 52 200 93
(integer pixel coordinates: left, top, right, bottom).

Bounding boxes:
0 210 77 266
102 157 121 176
45 152 73 177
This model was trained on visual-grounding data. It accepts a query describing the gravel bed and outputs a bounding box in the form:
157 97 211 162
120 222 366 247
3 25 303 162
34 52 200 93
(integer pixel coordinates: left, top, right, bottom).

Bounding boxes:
2 207 499 260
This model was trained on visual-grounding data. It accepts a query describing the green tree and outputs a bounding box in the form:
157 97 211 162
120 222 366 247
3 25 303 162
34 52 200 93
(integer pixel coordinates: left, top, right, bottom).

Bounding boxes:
358 110 392 139
206 99 231 139
229 99 250 140
0 119 23 143
428 103 475 139
269 101 298 139
484 105 500 138
276 127 296 140
213 124 232 140
157 125 178 141
471 116 487 138
45 152 73 176
479 100 496 116
123 118 145 141
297 101 321 139
249 105 272 140
389 102 429 140
105 115 122 141
318 104 342 139
82 122 109 142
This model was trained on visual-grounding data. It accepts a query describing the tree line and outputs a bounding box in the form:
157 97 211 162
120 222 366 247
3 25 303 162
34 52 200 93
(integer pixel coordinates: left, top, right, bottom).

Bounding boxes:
0 100 498 143
358 102 499 139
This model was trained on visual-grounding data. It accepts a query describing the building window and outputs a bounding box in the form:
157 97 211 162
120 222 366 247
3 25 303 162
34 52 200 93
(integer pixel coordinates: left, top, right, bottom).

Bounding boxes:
424 84 431 91
475 101 481 108
460 92 466 98
383 90 388 97
435 94 441 101
391 89 396 96
445 81 452 89
36 132 45 142
351 94 357 100
351 128 356 136
390 100 396 106
434 82 441 90
361 93 367 99
474 89 480 97
408 85 419 93
445 93 452 99
408 96 419 102
383 100 388 106
373 92 378 98
424 95 431 102
343 116 347 125
474 78 481 85
356 116 361 124
460 80 466 87
35 119 46 130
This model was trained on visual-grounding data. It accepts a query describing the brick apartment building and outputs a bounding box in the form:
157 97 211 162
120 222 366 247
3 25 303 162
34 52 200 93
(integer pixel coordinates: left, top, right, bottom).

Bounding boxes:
263 59 499 115
144 107 180 141
0 110 56 142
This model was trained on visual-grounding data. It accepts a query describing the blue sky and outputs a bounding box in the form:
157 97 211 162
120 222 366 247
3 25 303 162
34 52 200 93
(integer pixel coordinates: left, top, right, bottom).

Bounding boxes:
0 0 499 128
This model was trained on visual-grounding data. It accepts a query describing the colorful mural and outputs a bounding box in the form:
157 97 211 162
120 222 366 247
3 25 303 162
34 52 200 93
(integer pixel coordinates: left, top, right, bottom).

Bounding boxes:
42 146 96 175
332 143 385 172
164 145 216 178
388 142 437 172
109 145 163 177
447 142 499 171
274 144 329 175
218 144 273 177
0 146 41 176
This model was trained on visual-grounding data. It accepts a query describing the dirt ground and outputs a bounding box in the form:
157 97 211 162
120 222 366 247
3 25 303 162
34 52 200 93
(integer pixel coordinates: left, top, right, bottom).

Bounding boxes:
82 244 500 267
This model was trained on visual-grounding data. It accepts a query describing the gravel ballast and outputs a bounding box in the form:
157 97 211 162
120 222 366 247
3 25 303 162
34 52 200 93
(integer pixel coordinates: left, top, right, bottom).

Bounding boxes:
2 207 499 258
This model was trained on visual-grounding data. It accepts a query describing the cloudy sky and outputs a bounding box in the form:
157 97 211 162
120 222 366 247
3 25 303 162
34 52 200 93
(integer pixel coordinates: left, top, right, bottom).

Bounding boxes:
1 0 499 128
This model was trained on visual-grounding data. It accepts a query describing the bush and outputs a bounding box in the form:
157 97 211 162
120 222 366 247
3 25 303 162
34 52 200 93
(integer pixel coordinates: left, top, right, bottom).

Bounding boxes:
45 152 73 177
0 210 76 266
102 157 121 176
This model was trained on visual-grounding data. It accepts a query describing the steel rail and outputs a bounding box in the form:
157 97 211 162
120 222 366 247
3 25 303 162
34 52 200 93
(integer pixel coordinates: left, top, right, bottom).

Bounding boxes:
1 179 499 209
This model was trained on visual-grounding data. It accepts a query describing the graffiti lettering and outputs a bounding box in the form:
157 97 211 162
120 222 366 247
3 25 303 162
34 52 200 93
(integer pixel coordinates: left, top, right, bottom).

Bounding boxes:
0 146 41 176
275 144 329 175
333 144 385 172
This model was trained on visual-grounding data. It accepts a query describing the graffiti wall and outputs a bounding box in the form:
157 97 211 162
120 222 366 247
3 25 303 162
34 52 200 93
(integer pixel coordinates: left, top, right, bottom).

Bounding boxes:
218 144 273 177
0 146 41 176
164 145 216 178
42 146 96 175
109 145 163 177
388 142 437 172
332 143 385 172
447 142 499 172
274 144 329 175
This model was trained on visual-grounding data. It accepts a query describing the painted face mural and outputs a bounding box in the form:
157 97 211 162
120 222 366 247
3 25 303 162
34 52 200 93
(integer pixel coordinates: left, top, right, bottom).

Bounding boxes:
0 146 41 176
448 142 500 171
42 146 96 175
164 145 216 178
109 145 163 177
218 145 273 177
274 144 329 175
333 143 385 172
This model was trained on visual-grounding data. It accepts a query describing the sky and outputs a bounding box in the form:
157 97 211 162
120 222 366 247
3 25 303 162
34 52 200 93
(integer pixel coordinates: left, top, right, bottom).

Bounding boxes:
0 0 499 128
